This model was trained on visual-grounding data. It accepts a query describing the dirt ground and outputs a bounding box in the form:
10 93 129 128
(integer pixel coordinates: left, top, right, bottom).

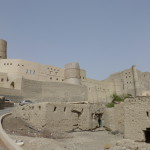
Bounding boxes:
2 115 71 139
9 131 123 150
2 115 123 150
0 139 9 150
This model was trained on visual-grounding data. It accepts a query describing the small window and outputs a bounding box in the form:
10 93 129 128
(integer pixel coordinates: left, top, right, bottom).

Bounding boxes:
83 77 85 79
4 63 6 65
56 78 58 80
7 63 9 65
50 77 52 80
64 107 66 112
62 79 64 81
22 65 24 66
26 69 28 74
146 111 149 117
1 78 4 82
53 106 56 112
10 63 12 65
18 64 20 66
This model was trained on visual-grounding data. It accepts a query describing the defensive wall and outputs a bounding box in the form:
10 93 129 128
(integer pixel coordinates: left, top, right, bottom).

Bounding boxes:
1 61 150 103
21 78 88 102
0 78 88 103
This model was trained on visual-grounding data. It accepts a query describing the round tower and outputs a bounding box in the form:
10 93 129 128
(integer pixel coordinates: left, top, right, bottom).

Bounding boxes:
0 39 7 59
64 62 81 85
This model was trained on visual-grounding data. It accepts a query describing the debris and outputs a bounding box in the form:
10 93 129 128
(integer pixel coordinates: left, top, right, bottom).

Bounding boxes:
16 140 24 146
104 144 112 149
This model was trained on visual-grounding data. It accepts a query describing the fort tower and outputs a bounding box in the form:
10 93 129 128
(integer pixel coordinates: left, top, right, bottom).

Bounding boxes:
0 39 7 59
64 62 81 85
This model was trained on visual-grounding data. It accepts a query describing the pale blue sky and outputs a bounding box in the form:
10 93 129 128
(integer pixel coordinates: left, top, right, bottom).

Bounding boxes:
0 0 150 80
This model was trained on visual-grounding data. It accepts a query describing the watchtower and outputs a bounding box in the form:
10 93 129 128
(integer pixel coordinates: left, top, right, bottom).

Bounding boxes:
0 39 7 59
64 62 81 85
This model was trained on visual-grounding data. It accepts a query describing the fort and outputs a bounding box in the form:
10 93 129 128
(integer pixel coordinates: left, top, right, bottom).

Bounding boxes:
0 39 150 102
1 39 150 148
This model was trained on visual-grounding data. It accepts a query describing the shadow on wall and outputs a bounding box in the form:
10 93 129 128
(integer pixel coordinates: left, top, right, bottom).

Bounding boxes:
10 82 14 89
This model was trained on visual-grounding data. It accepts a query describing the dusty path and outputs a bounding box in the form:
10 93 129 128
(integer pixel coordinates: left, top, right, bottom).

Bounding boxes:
9 130 123 150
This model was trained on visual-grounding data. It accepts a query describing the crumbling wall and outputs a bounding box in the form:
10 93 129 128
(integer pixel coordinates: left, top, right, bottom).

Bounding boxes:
45 103 89 132
124 97 150 141
103 102 124 133
12 102 104 132
114 102 124 133
103 108 116 131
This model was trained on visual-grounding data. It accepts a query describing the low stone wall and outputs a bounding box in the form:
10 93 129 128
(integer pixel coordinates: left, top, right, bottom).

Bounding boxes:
12 102 104 132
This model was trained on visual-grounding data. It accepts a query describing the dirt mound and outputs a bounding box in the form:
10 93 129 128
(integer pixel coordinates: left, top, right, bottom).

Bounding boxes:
2 115 72 139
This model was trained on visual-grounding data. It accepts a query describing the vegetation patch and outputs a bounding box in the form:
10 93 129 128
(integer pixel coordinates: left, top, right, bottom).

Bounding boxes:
106 93 132 108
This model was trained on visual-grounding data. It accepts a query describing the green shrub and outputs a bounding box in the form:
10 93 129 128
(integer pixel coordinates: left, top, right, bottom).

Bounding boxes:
111 93 124 103
106 102 114 108
106 93 132 108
